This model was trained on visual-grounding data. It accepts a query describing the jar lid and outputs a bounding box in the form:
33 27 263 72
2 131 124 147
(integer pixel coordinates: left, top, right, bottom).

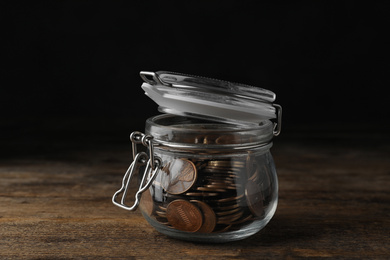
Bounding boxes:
140 71 281 134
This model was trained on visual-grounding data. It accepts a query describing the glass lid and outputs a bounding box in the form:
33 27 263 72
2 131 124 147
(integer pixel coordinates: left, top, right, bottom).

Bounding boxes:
140 71 281 127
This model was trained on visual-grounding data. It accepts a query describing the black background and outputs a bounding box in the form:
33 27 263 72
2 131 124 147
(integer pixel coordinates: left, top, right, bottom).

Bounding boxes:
2 1 390 142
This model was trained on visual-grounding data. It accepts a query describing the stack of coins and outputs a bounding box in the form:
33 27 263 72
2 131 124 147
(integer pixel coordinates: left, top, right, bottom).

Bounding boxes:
141 152 271 233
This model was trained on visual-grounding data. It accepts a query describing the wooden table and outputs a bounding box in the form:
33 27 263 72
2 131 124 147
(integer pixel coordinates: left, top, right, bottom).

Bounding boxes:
1 119 389 259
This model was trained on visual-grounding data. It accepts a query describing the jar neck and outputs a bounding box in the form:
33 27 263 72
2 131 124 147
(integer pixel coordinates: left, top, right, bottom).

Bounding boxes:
145 114 274 151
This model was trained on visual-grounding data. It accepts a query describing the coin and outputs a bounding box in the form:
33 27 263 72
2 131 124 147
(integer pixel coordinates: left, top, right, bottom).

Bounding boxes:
208 160 245 167
231 214 254 225
203 170 237 177
197 186 227 192
216 203 240 211
217 194 244 203
216 207 241 217
162 159 197 195
207 178 235 183
204 167 242 173
185 192 219 197
208 182 235 189
152 154 266 233
245 179 264 217
177 159 196 182
163 193 185 200
217 211 243 224
195 161 207 169
214 224 232 233
205 184 231 189
158 205 167 211
166 199 203 232
155 210 167 218
191 200 217 233
203 167 236 173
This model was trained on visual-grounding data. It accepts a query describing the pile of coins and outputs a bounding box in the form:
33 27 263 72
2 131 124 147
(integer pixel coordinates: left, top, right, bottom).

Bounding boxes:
140 153 273 234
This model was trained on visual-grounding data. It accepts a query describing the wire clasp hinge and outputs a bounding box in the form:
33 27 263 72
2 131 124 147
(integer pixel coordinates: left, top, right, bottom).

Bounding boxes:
112 131 162 211
140 71 168 86
273 104 282 136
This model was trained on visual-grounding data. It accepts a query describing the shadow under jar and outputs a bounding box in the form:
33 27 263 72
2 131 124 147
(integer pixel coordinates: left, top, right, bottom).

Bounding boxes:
138 115 278 242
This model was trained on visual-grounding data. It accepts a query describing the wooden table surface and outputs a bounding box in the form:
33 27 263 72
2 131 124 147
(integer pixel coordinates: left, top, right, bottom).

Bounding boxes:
1 119 389 259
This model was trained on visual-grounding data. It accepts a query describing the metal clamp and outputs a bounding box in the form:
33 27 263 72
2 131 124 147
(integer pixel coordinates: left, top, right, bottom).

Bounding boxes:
130 131 144 160
273 104 282 136
130 131 158 170
112 131 162 211
140 71 167 86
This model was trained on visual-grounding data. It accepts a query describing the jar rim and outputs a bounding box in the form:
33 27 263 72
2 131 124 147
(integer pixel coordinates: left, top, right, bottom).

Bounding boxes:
146 114 273 132
145 114 274 148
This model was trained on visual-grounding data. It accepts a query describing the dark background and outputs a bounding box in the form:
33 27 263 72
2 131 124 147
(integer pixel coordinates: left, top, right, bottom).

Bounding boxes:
2 2 390 257
2 1 390 146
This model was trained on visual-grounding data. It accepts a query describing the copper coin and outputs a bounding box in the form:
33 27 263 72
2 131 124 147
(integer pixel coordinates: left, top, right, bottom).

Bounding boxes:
231 214 254 225
207 178 235 183
208 182 235 188
185 192 219 197
162 159 197 195
216 207 241 217
205 184 231 189
207 180 235 185
217 203 240 211
164 193 192 201
204 172 238 177
158 205 167 211
191 200 217 233
204 168 236 174
175 159 196 182
205 182 234 187
214 224 232 233
197 186 227 192
245 180 264 217
166 199 203 232
195 161 207 169
217 194 244 203
157 220 170 226
204 167 237 171
217 211 243 224
155 210 167 218
209 160 245 167
206 165 244 171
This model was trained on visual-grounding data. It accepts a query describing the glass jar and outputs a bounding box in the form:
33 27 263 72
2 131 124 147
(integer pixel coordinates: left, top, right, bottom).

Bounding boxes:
112 71 281 243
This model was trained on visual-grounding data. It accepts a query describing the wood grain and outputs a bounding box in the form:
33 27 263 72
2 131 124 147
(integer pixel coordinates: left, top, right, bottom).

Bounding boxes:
1 127 389 259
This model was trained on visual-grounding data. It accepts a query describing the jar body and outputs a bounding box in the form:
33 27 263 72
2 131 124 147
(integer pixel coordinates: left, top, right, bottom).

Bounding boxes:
138 115 278 243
